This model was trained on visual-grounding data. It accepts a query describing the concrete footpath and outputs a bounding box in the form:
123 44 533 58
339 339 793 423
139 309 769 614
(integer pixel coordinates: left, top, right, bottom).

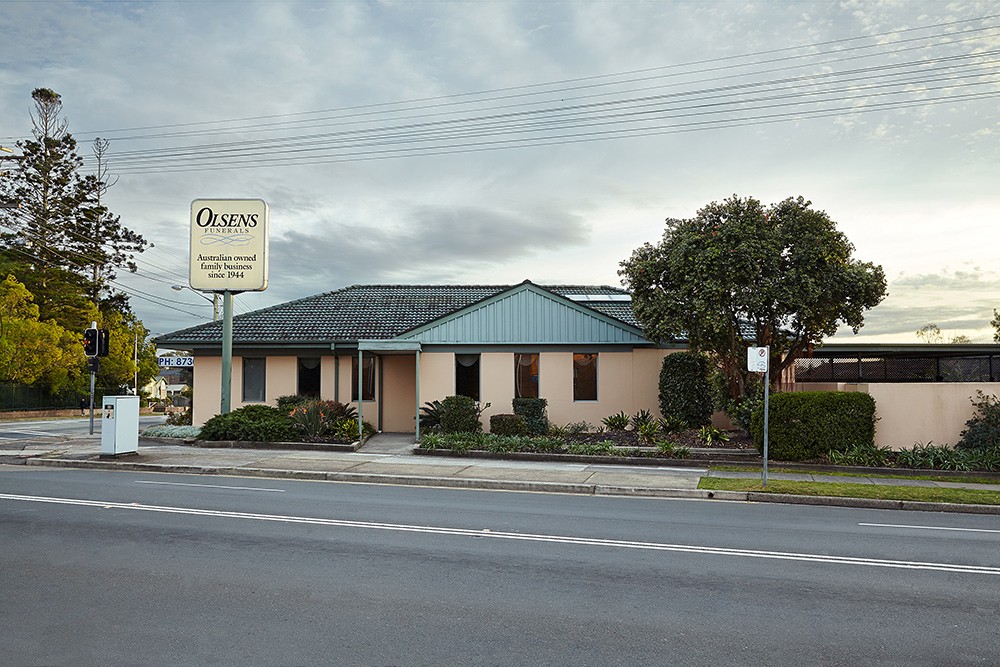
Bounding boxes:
5 433 1000 515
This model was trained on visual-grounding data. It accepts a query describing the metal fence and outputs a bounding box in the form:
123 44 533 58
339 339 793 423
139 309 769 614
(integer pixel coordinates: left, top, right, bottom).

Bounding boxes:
794 354 1000 383
0 384 118 411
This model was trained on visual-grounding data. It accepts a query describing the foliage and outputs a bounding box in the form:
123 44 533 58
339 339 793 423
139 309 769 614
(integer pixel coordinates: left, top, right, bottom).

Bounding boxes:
711 368 763 435
630 408 655 430
827 443 892 467
566 441 616 456
419 399 444 431
957 392 1000 450
512 397 548 435
165 409 193 426
142 424 201 439
490 413 528 436
439 395 483 434
601 411 630 431
562 421 594 435
751 391 877 461
637 420 660 444
289 401 330 439
698 424 731 446
332 418 376 441
658 415 686 434
658 352 713 428
199 404 298 443
620 195 886 403
276 394 311 411
0 89 148 319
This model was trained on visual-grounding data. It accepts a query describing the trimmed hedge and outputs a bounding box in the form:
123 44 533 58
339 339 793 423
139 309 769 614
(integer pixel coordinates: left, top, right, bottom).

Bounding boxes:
199 404 298 443
659 352 713 428
751 391 877 462
512 397 548 435
490 413 528 436
439 395 482 434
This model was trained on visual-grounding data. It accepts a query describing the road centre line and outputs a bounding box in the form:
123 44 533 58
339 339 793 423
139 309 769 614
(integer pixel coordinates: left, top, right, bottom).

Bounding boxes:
2 492 998 576
135 480 285 493
860 522 1000 535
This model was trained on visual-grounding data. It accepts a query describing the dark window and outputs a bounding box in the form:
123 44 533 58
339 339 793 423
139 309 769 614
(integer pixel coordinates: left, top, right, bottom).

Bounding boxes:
352 355 375 401
573 353 597 401
455 354 481 401
515 353 539 399
298 357 321 397
242 357 266 402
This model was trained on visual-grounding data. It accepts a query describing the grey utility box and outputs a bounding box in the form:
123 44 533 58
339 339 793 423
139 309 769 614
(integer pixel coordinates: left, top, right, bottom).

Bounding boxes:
101 395 140 457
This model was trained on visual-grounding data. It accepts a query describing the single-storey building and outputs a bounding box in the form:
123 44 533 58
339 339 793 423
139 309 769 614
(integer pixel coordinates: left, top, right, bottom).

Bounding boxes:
154 280 683 432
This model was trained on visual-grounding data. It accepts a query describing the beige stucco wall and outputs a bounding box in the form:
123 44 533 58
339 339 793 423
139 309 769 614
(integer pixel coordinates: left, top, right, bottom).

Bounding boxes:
419 352 455 404
789 381 998 448
382 355 417 432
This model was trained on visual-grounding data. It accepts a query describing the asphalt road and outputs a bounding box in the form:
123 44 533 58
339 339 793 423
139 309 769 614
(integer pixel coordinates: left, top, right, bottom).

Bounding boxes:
2 466 999 666
0 415 165 443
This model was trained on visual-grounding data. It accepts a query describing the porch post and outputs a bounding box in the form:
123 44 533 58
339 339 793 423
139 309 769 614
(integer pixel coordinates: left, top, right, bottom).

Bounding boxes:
415 349 421 442
357 348 363 442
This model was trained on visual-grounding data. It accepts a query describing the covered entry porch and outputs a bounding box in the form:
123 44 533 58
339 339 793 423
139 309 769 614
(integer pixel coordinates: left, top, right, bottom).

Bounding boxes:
356 340 422 440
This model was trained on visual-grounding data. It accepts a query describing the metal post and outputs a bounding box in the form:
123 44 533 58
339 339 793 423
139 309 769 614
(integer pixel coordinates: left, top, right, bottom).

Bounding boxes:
357 349 363 442
762 359 770 488
415 350 421 442
221 291 233 414
88 320 97 435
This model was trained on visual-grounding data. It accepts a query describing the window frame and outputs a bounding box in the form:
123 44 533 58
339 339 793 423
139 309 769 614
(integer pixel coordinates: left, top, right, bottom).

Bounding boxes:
514 353 539 399
572 353 598 402
241 357 266 403
352 355 376 402
297 356 322 398
455 353 481 401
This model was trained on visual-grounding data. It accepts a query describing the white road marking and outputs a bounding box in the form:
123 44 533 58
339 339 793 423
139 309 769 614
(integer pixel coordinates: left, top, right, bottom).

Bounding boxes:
2 492 998 575
859 522 1000 535
135 480 285 492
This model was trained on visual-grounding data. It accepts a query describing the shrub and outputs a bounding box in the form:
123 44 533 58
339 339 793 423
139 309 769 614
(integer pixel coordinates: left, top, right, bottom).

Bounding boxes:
637 420 660 444
631 409 655 430
439 395 483 434
332 418 376 441
751 391 876 462
142 424 201 439
490 413 528 436
957 391 1000 450
699 424 730 446
658 415 686 434
276 394 312 411
419 400 444 431
827 442 892 467
562 421 593 434
165 409 192 426
602 411 630 431
659 351 713 428
199 404 297 443
512 397 548 435
711 368 764 435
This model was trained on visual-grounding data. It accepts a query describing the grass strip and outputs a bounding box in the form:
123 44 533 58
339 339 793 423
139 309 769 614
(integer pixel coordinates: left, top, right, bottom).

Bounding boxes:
699 477 1000 506
709 464 1000 486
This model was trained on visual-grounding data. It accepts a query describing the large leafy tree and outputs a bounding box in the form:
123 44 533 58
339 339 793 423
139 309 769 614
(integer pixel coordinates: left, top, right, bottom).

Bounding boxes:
0 88 147 328
620 195 887 399
0 274 84 391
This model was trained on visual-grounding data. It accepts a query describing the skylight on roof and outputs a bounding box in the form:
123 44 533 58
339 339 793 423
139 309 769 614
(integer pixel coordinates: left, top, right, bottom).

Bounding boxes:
566 294 632 302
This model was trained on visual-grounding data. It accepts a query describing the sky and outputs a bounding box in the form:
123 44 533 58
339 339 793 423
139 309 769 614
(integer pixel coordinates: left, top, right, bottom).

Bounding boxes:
1 0 999 344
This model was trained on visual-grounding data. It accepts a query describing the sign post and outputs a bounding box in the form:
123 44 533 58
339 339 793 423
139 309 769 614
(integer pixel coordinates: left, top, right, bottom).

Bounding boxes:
189 199 269 415
747 346 770 487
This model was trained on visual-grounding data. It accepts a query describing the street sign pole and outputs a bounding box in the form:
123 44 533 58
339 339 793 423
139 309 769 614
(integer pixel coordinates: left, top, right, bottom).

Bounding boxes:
747 345 771 488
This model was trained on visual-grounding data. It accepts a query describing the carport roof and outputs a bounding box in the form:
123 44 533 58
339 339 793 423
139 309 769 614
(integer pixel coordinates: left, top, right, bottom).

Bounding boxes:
154 281 644 348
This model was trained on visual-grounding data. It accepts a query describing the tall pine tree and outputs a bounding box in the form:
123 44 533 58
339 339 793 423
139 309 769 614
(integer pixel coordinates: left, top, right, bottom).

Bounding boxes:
0 88 148 331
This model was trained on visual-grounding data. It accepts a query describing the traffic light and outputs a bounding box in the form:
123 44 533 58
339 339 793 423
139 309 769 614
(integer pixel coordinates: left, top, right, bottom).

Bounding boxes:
97 329 110 357
83 328 98 356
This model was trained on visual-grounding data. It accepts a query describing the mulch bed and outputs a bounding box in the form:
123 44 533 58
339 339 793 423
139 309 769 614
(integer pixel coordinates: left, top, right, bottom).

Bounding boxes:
564 428 760 461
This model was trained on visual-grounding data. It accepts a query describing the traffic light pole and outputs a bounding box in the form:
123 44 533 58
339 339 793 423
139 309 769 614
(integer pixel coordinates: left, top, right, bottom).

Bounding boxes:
88 320 97 435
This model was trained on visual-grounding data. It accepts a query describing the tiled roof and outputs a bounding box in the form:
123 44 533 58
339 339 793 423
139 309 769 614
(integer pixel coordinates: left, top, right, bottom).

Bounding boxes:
154 282 640 347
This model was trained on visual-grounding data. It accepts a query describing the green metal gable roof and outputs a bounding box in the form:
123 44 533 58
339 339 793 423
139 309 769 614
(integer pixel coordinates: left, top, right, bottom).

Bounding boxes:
398 282 646 344
154 282 645 349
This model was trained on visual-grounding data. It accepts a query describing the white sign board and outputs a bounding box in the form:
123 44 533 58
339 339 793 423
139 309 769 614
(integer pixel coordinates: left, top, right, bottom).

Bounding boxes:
158 356 194 368
190 199 269 292
747 346 769 373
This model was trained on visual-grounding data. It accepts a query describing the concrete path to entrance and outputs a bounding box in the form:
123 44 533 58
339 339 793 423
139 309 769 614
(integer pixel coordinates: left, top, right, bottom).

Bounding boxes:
359 432 418 455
